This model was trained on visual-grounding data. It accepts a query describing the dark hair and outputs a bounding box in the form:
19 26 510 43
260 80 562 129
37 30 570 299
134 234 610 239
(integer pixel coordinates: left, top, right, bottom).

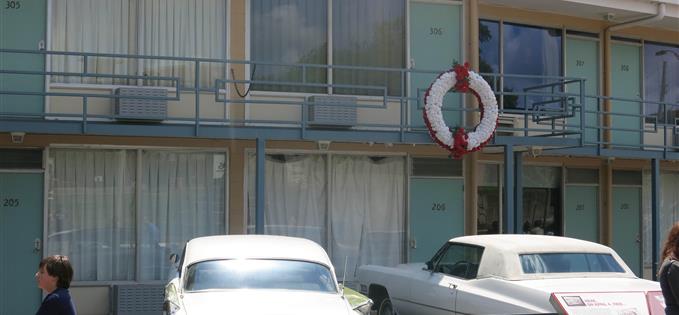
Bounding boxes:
39 255 74 289
662 222 679 263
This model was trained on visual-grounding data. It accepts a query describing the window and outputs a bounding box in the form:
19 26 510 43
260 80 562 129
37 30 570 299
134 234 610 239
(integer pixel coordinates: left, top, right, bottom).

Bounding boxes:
49 0 227 88
478 20 563 110
520 253 625 273
477 163 501 234
247 154 405 281
250 0 405 96
522 166 562 236
184 259 337 292
47 149 227 281
431 243 484 279
644 42 679 124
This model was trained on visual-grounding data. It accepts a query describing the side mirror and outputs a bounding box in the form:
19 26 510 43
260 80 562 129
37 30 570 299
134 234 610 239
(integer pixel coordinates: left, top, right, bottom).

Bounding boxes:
353 299 373 315
425 260 433 271
169 253 179 265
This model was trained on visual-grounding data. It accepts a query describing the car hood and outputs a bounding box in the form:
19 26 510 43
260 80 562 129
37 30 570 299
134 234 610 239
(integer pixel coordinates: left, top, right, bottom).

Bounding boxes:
180 290 355 315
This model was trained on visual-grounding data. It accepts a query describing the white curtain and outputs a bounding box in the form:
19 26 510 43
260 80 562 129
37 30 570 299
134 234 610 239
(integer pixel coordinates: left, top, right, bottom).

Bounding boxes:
50 0 226 87
247 154 327 246
330 156 405 281
47 149 137 281
140 151 226 280
50 0 135 84
138 0 226 88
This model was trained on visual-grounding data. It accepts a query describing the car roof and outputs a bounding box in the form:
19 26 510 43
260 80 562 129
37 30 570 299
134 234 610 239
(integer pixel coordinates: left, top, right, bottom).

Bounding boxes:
183 235 333 268
447 234 635 280
450 234 613 254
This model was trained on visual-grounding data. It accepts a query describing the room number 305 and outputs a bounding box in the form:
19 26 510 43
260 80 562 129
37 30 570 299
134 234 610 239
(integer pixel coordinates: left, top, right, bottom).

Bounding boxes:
5 0 21 9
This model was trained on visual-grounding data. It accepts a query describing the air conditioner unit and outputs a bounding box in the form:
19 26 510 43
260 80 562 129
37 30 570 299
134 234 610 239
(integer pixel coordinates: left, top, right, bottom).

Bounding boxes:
112 284 165 315
114 87 168 121
496 115 518 136
307 95 357 127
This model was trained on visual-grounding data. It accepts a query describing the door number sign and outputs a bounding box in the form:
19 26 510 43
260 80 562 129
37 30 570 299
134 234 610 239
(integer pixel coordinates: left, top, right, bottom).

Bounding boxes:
2 198 20 207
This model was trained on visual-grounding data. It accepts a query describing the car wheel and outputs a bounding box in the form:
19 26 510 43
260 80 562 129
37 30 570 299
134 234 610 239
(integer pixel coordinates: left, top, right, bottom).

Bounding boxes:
378 297 394 315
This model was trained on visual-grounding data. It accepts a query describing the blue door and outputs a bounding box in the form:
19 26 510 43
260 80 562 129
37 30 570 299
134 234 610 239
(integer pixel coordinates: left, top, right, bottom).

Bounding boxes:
409 1 462 129
0 172 44 314
409 177 464 263
566 37 599 144
610 43 642 147
0 0 46 115
564 185 599 242
612 186 641 276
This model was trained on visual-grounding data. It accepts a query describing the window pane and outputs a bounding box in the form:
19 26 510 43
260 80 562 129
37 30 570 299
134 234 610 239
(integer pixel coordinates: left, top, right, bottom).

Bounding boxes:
478 164 501 234
520 253 625 273
247 154 328 245
479 20 500 92
644 43 679 124
50 0 136 84
184 259 337 292
47 149 136 281
434 244 484 279
250 0 327 93
333 0 405 96
138 0 227 88
503 23 562 109
140 151 226 281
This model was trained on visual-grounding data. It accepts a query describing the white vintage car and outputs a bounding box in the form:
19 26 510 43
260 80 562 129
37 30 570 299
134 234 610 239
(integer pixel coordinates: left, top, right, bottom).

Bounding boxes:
164 235 371 315
358 234 663 315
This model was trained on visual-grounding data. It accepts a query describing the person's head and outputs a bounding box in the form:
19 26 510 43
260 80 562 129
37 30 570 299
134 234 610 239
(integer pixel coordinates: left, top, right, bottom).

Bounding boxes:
662 222 679 262
35 255 73 292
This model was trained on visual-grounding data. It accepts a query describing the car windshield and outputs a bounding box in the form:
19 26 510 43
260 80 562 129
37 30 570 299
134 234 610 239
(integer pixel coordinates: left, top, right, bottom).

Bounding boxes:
184 259 338 293
520 253 626 274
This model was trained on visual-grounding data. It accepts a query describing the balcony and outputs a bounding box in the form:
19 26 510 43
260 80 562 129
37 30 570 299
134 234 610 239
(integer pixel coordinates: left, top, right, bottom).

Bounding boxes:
1 49 678 159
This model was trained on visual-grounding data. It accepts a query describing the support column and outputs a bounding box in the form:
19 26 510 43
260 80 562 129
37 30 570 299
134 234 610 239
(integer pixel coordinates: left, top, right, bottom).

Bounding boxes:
652 158 660 280
601 159 613 245
463 0 480 235
503 145 515 234
255 138 266 234
514 151 523 233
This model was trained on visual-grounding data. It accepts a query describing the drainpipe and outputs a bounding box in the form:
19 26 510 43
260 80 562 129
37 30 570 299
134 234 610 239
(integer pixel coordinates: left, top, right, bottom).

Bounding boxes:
600 2 665 248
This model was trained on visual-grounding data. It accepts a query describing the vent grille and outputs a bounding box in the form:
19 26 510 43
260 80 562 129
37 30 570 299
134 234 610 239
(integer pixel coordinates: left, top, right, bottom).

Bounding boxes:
0 149 42 169
112 284 164 315
412 158 462 177
307 95 357 127
114 87 168 121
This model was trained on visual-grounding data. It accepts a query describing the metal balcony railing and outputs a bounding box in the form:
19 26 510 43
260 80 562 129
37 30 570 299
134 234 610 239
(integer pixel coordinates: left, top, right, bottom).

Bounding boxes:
1 49 678 158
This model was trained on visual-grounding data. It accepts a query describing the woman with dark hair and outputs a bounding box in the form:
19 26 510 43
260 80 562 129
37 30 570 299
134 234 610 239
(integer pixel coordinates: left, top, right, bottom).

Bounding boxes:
660 222 679 315
35 255 76 315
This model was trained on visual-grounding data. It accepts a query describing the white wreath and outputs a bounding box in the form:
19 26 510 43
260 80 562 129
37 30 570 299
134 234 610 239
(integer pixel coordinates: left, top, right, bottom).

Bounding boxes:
424 65 498 157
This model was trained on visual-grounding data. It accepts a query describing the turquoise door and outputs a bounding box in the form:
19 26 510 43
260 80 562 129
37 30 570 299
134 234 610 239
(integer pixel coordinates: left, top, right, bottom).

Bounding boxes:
566 37 599 144
409 1 462 128
612 186 641 276
564 185 598 242
409 177 464 263
0 0 46 115
0 173 44 314
610 43 642 147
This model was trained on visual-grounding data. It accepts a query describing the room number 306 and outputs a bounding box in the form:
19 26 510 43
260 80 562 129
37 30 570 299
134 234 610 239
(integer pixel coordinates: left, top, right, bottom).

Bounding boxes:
5 0 21 9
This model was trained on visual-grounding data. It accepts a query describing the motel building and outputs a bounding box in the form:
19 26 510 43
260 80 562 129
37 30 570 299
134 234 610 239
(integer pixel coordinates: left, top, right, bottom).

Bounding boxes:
1 0 678 314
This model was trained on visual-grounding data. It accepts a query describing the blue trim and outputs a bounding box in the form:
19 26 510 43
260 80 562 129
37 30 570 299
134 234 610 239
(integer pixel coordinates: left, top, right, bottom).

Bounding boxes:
503 145 515 234
652 158 660 280
514 151 523 234
255 138 265 234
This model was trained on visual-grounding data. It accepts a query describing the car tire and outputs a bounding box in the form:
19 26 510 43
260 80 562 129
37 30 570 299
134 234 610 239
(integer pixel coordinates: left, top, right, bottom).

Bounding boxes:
378 297 394 315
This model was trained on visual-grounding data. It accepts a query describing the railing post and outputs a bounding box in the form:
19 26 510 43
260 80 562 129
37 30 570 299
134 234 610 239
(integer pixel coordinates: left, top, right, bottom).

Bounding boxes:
579 78 586 147
514 151 523 233
82 96 88 134
255 137 266 234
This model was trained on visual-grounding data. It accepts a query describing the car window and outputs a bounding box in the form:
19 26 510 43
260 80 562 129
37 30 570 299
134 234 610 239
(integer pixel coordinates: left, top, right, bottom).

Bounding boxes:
520 253 625 273
432 243 484 279
184 259 338 293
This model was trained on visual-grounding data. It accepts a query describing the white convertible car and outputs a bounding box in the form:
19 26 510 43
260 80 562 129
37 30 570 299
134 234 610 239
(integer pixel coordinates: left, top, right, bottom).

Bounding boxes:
164 235 371 315
358 234 663 315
